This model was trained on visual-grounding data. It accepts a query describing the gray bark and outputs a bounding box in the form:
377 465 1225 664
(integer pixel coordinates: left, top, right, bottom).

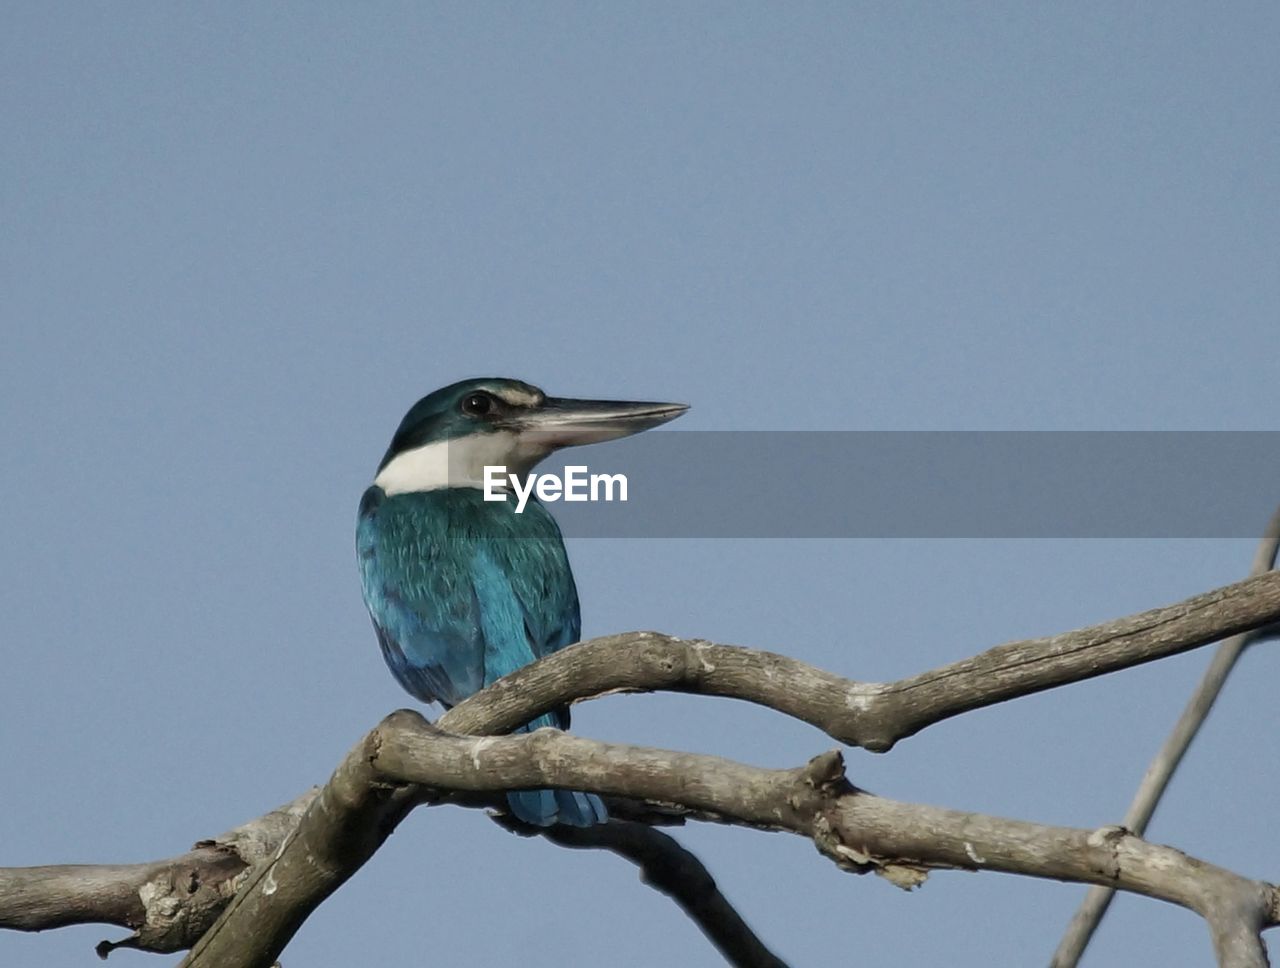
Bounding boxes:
3 570 1280 966
0 793 313 955
1051 508 1280 967
189 717 1280 968
440 569 1280 752
525 820 789 968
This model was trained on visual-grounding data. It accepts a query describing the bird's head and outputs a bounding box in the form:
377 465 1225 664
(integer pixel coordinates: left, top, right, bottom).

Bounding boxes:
374 377 688 495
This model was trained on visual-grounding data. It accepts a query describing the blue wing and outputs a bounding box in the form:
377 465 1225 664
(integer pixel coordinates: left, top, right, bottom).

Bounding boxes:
357 486 604 826
357 486 580 717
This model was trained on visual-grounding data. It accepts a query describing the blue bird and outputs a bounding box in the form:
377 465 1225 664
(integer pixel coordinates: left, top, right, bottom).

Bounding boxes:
357 378 687 827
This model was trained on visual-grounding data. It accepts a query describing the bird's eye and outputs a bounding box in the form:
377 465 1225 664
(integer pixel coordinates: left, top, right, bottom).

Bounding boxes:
460 393 494 417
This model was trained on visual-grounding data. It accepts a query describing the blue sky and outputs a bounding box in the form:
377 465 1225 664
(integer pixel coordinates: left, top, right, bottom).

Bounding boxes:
2 3 1278 966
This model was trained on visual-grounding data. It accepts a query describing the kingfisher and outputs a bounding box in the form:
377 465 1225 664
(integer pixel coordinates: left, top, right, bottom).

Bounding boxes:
357 378 688 827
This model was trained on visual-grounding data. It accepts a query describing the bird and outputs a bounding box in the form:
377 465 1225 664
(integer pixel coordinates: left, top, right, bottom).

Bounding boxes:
357 377 688 827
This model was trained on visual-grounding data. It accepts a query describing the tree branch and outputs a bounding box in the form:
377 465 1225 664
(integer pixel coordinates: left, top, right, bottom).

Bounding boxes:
0 792 314 956
0 851 237 953
1052 506 1280 967
526 821 789 968
445 570 1280 751
8 570 1280 966
190 713 1280 968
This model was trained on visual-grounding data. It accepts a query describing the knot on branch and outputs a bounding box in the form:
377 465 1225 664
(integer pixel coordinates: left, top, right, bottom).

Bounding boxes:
630 632 705 692
796 751 928 891
799 750 849 795
378 708 432 737
790 750 869 875
623 633 725 695
1085 825 1130 882
96 848 247 959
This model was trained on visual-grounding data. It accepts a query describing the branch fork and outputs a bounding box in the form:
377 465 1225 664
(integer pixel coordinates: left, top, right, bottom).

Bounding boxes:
5 563 1280 968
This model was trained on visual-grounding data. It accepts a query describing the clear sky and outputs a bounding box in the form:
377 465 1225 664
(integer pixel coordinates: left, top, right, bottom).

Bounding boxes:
3 3 1278 966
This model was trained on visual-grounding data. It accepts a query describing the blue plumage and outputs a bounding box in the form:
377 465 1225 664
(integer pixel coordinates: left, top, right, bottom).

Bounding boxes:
358 486 606 826
357 378 686 827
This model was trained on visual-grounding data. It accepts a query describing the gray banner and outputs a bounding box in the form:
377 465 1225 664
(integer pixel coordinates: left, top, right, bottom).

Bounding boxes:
470 431 1280 538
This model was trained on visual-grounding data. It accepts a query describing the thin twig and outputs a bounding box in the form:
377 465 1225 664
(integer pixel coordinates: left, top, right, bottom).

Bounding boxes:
1051 506 1280 968
532 821 790 968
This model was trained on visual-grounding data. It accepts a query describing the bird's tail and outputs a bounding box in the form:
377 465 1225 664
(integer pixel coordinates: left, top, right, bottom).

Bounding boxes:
505 715 608 828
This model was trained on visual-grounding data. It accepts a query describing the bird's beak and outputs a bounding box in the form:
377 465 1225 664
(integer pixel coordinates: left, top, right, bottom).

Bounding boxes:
516 397 689 448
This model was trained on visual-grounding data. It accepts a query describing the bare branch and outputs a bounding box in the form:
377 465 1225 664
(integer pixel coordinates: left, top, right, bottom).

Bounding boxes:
447 570 1280 751
0 851 239 953
188 713 1280 968
178 734 422 968
386 720 1280 968
1053 506 1280 968
0 792 315 956
528 821 789 968
9 570 1280 966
